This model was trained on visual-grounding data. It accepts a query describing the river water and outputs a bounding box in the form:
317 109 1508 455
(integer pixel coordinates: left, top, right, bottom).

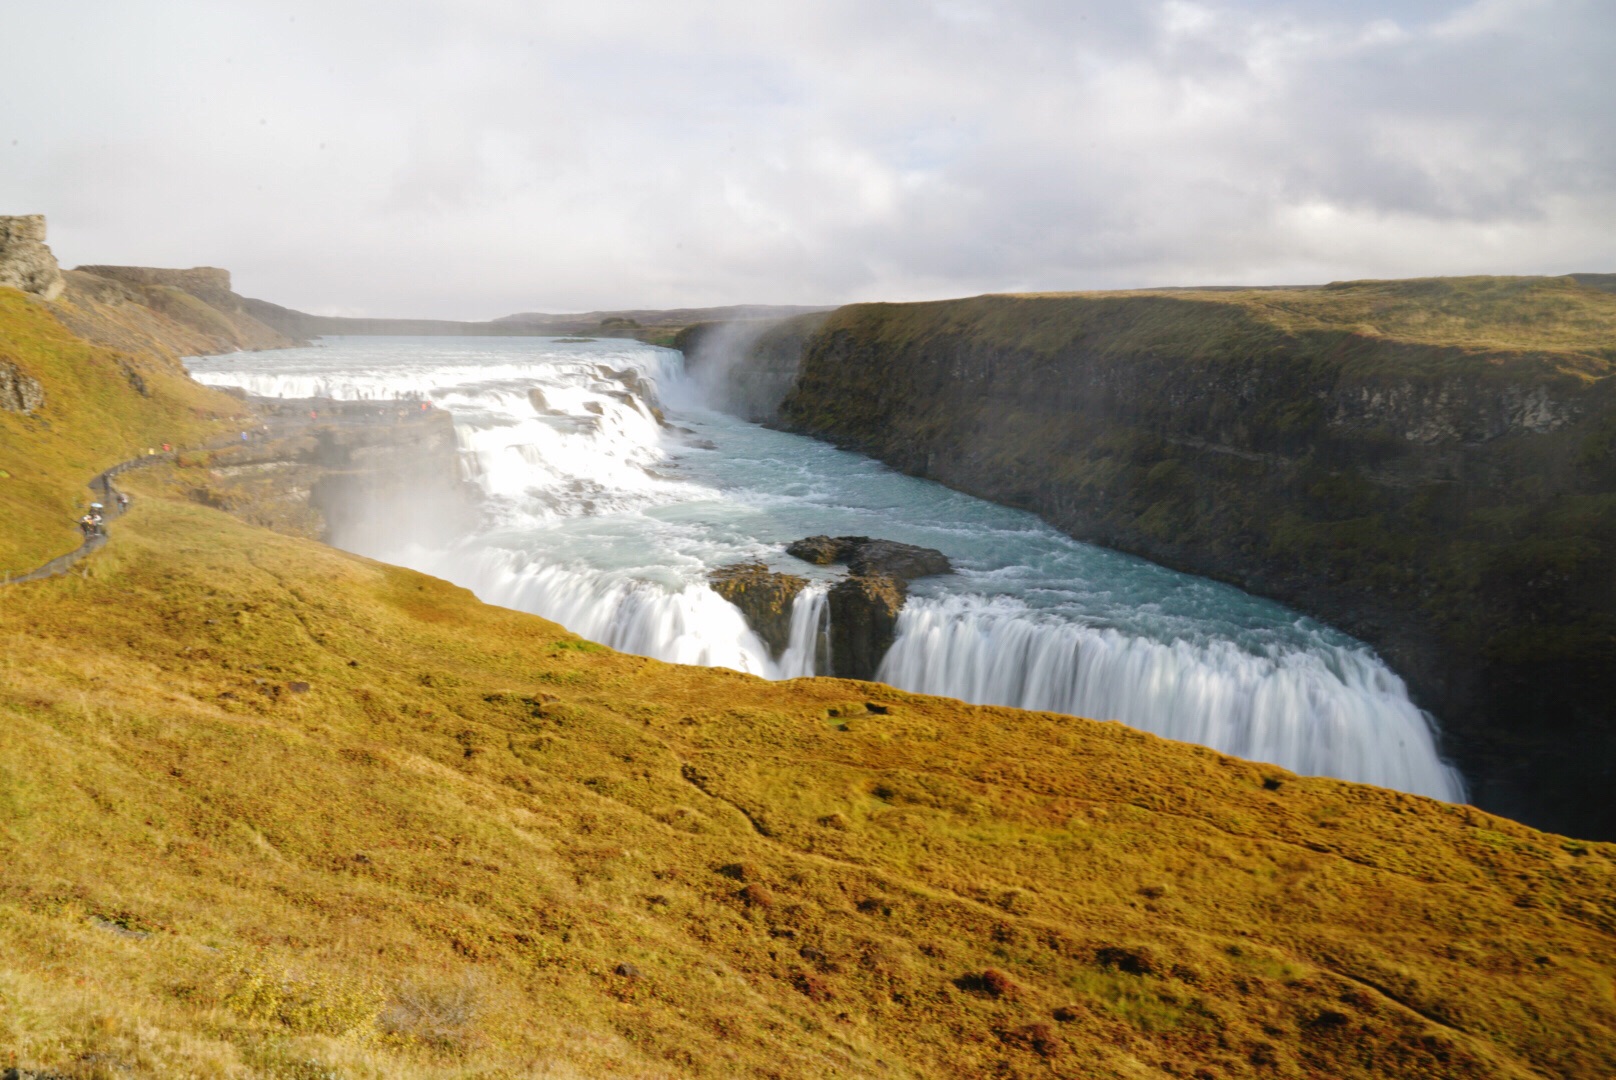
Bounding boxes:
188 335 1465 801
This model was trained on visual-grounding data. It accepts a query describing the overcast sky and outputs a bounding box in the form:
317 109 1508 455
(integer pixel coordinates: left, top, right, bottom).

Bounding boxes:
2 0 1611 318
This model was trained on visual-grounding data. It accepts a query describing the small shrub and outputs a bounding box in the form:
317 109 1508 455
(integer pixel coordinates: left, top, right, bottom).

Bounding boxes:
221 950 382 1037
738 883 775 909
955 968 1017 998
1095 944 1161 976
378 971 487 1052
792 970 833 1003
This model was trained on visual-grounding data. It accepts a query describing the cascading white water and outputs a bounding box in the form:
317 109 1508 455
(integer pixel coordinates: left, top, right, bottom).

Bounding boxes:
188 336 1465 802
879 595 1460 797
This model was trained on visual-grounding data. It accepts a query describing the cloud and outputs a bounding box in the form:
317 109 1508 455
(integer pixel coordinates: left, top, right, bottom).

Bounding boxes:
0 0 1609 316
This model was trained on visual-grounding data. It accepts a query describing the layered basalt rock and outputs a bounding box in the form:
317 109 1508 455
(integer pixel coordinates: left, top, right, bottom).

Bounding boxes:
708 562 809 658
186 398 479 548
826 573 908 681
71 264 300 353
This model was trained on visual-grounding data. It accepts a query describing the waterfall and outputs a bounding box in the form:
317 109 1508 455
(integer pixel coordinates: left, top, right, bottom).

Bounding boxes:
188 337 1466 802
777 584 830 678
408 543 831 680
878 594 1464 800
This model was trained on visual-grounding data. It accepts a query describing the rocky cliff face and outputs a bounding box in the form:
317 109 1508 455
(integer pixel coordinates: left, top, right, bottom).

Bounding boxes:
715 279 1616 839
0 357 45 414
0 215 65 301
71 264 301 354
184 398 478 548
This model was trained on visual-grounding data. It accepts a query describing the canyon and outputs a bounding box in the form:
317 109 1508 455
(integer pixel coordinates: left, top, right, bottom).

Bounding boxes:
687 281 1616 839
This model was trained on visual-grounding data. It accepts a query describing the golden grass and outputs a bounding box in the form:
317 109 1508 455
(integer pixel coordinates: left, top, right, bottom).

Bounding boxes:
0 287 243 573
0 483 1612 1078
1009 274 1616 360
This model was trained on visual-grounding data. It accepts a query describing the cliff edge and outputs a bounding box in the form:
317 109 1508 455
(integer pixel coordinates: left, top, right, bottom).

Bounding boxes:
0 214 65 300
707 276 1616 840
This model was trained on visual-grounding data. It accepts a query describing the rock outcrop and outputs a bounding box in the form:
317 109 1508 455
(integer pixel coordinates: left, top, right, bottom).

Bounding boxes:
71 264 300 354
0 215 64 301
185 398 478 547
0 356 44 413
708 562 809 657
826 573 908 680
785 535 952 679
734 279 1616 838
788 535 952 579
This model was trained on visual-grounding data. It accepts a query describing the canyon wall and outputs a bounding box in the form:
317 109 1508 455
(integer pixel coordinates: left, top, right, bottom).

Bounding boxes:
71 263 302 354
708 278 1616 839
183 398 478 549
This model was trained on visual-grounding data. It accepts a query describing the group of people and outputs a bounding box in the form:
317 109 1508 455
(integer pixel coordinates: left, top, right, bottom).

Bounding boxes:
78 492 129 538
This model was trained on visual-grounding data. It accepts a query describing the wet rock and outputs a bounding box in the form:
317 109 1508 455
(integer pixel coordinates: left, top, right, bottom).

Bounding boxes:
786 535 950 580
784 536 951 679
598 365 660 408
708 562 808 658
845 538 950 580
827 573 906 681
786 535 846 565
528 386 559 414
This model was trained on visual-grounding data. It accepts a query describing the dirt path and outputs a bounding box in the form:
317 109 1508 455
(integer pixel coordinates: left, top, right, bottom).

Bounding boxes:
3 401 446 588
1 453 173 587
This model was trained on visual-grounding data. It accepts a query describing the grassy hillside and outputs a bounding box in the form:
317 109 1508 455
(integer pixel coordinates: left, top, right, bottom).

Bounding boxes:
0 288 243 574
1020 275 1616 358
0 484 1613 1078
774 275 1616 839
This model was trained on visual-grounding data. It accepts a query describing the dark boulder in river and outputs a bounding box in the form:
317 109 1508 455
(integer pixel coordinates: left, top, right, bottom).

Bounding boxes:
827 573 908 681
786 535 951 580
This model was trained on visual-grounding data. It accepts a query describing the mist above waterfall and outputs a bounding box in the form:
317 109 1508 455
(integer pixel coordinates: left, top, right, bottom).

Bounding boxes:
188 335 1465 801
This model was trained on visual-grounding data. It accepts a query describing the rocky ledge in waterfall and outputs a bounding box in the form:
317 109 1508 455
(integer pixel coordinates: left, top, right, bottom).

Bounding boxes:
708 562 809 659
793 536 951 680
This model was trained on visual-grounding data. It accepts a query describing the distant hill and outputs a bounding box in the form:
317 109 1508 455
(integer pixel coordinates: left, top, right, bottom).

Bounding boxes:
241 297 831 347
